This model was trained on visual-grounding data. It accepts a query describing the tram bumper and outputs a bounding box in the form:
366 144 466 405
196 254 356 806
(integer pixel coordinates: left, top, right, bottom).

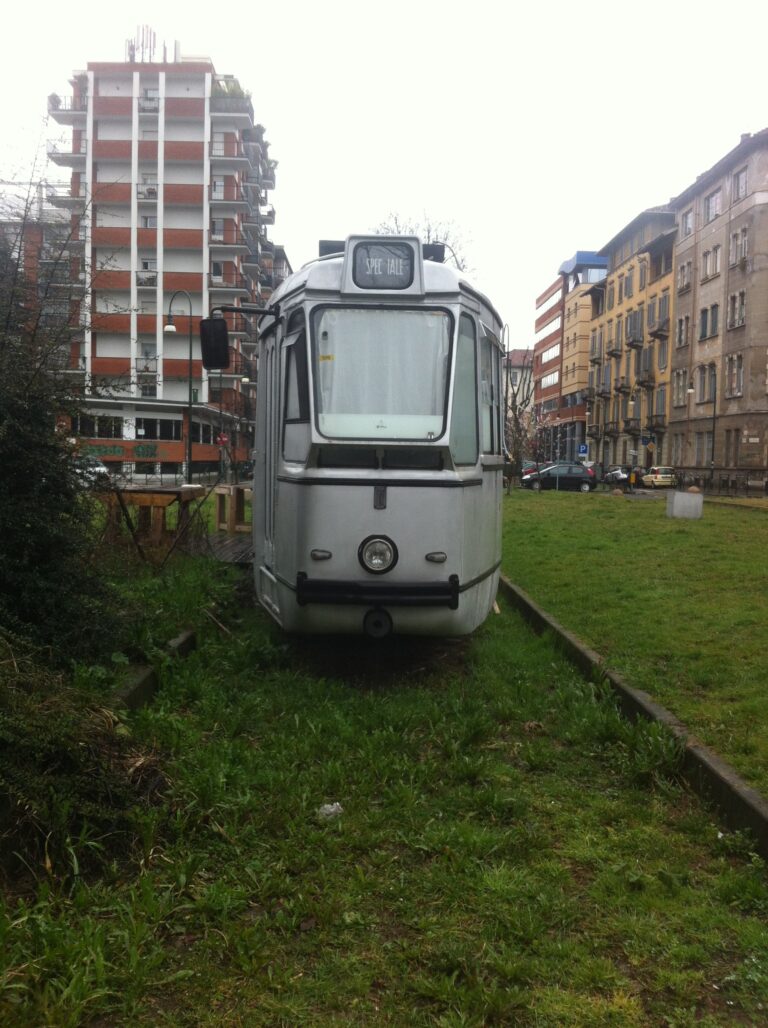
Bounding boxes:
296 572 460 610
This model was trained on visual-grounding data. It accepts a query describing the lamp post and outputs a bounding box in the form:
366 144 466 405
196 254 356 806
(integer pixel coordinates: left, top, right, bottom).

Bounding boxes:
164 290 194 484
709 363 717 486
687 378 695 487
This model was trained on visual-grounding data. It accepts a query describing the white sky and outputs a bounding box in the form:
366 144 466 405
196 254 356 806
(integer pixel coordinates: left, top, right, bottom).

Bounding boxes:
3 0 768 347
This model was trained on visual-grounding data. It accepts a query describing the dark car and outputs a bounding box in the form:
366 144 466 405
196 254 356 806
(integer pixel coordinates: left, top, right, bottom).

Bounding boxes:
521 462 596 492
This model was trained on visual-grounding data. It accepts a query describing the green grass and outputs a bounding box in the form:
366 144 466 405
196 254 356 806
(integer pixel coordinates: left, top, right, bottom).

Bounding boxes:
3 587 768 1025
502 489 768 798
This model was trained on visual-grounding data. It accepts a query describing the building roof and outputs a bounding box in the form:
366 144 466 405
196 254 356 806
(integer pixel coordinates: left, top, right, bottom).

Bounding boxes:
671 128 768 207
557 251 607 276
598 207 675 257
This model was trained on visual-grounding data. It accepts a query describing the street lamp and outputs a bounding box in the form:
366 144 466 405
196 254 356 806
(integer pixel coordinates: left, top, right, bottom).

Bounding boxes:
709 363 717 485
164 289 194 484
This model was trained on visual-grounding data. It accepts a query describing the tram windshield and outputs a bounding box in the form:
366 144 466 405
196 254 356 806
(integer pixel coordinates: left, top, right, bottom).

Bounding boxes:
312 307 451 439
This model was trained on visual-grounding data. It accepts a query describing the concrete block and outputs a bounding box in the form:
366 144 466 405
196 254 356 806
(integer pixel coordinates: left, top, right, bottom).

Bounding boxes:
667 490 703 520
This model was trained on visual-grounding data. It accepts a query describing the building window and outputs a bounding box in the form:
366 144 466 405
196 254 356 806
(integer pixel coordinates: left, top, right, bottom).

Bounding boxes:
710 303 719 336
675 315 690 348
698 308 708 341
541 370 559 389
541 342 560 363
657 338 668 370
702 251 710 280
625 268 634 298
141 216 158 229
704 189 722 223
677 260 692 291
697 365 708 402
733 166 747 201
607 283 615 309
730 227 748 265
726 353 744 396
681 209 693 236
639 262 647 290
728 291 747 328
713 244 721 275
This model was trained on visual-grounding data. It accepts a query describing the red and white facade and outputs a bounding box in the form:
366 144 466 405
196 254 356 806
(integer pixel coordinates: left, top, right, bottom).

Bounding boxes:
47 49 289 477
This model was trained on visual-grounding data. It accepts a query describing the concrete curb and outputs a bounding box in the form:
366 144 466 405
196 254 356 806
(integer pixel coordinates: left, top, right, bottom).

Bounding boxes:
499 574 768 858
112 629 196 711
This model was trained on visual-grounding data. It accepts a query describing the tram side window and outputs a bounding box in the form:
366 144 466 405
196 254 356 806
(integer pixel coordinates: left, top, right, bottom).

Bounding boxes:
449 314 478 465
480 328 502 454
282 312 310 463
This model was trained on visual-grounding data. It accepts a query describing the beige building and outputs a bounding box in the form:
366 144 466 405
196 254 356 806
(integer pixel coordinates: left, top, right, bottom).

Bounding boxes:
669 130 768 487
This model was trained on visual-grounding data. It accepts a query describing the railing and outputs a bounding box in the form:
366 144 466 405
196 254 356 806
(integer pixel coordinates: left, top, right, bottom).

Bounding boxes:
136 271 157 287
48 96 88 113
137 184 158 199
624 418 641 434
208 272 251 291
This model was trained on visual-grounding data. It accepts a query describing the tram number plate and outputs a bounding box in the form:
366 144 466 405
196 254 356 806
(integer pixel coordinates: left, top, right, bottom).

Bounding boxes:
353 241 414 289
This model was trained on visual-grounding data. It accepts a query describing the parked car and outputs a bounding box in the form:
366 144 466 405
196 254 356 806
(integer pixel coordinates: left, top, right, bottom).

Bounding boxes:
521 462 596 492
642 466 678 488
604 464 631 485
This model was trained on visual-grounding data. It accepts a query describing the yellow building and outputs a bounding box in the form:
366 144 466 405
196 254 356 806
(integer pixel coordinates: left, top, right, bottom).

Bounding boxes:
585 208 676 470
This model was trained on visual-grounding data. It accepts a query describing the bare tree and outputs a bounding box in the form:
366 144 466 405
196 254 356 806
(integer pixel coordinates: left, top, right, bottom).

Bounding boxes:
503 341 535 474
373 212 471 271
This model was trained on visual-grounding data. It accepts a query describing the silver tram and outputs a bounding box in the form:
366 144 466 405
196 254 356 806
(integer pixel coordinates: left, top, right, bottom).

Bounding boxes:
251 235 505 637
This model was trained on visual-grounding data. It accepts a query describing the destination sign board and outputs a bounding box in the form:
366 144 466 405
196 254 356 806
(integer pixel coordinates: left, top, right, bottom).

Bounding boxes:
352 241 414 290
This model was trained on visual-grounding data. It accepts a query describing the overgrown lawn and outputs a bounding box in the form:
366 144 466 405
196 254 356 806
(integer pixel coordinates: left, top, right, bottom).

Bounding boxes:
502 489 768 797
3 586 768 1024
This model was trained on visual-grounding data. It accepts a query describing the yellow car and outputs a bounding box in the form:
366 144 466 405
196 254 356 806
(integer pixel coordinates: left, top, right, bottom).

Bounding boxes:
641 466 677 488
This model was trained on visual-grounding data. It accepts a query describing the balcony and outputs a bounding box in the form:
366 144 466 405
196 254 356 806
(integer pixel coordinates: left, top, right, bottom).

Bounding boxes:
208 272 251 294
136 271 157 288
605 421 620 437
47 183 87 209
624 417 641 434
210 94 254 123
585 386 596 401
615 376 631 394
648 414 667 432
209 185 249 207
242 246 261 271
47 140 87 168
259 204 275 225
588 348 602 365
210 140 249 164
605 341 622 357
47 95 88 124
208 227 249 251
138 97 159 114
649 317 670 339
636 367 655 387
137 183 159 201
597 381 611 399
626 331 644 350
586 425 601 439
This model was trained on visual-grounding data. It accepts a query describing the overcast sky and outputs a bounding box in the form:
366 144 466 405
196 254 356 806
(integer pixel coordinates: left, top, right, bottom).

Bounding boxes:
3 0 768 347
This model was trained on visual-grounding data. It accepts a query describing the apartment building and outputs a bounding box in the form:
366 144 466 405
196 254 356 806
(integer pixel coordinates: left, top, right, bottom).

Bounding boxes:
532 252 606 462
669 130 768 484
46 42 290 478
585 209 675 469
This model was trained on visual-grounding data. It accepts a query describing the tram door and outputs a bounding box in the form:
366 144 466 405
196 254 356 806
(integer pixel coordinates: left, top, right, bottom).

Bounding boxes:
256 331 278 570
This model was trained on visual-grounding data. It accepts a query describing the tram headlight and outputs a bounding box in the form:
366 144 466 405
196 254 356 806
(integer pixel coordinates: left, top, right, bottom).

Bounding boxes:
358 535 398 575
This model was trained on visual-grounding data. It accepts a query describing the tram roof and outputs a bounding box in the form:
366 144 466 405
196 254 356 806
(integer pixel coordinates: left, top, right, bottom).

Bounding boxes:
268 238 503 328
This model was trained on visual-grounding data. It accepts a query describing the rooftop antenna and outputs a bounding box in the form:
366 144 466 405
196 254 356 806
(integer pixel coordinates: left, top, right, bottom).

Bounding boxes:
126 26 156 63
